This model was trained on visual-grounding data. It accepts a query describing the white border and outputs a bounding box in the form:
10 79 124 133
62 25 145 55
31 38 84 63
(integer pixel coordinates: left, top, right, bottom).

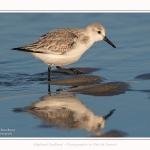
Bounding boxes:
0 0 150 11
1 10 150 12
0 0 150 149
0 138 150 149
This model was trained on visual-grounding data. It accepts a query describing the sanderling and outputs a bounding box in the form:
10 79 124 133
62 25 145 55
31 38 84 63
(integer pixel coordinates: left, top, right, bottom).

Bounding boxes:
26 93 115 132
12 22 116 81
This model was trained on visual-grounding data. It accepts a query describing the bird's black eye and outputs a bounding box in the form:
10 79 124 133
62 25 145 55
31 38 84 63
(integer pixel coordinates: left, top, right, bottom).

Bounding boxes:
97 123 101 128
98 31 101 34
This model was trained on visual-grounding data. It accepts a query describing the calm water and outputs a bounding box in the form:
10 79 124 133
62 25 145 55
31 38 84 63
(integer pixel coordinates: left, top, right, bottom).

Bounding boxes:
0 13 150 137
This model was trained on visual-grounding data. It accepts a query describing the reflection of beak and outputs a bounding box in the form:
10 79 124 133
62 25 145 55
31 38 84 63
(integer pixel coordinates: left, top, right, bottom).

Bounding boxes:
103 36 116 48
103 109 116 120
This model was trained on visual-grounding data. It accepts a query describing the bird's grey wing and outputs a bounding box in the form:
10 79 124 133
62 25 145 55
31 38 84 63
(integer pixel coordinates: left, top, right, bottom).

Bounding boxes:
12 29 78 55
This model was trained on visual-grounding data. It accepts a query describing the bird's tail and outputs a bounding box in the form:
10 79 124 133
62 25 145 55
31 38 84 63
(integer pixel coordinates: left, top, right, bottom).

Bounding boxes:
11 47 44 53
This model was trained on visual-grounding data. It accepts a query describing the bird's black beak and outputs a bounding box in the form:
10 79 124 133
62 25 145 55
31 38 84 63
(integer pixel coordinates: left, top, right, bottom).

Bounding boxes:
103 109 116 120
103 36 116 48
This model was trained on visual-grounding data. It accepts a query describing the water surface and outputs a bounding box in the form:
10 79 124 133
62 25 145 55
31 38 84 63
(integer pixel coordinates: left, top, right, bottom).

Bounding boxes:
0 13 150 137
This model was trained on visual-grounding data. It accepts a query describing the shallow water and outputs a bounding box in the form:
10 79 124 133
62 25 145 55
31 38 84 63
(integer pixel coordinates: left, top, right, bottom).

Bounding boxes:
0 13 150 137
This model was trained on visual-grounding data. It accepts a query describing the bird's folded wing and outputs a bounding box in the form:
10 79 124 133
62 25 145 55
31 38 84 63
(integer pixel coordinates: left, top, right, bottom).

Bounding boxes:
12 29 78 55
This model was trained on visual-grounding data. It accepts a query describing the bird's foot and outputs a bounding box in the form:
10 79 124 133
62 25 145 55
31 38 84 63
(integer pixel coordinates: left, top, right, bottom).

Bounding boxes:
56 86 78 92
56 66 83 74
68 68 83 74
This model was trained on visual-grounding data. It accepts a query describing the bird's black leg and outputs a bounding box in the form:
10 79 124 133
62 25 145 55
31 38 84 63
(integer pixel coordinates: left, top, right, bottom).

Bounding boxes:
48 66 51 81
56 66 83 74
48 66 51 94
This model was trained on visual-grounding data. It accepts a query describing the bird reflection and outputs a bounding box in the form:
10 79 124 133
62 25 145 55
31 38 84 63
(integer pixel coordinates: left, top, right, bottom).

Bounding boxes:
25 93 115 133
